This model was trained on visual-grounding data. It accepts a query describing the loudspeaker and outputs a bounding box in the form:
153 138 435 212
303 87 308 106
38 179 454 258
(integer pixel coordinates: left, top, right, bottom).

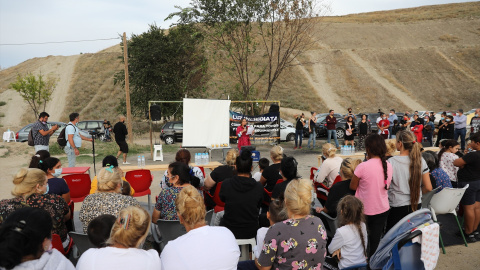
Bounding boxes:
241 145 256 152
269 104 279 113
150 105 162 121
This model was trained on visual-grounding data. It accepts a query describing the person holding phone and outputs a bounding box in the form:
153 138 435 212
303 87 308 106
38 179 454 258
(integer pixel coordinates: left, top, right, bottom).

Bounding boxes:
32 111 59 152
236 118 253 151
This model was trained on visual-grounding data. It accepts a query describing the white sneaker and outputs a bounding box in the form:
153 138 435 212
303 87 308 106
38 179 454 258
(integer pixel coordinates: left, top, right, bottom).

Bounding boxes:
123 162 131 165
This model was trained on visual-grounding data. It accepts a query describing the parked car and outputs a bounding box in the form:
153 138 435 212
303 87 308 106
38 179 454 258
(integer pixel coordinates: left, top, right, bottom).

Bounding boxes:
76 120 105 140
160 121 183 145
280 118 294 128
16 122 66 142
280 125 295 142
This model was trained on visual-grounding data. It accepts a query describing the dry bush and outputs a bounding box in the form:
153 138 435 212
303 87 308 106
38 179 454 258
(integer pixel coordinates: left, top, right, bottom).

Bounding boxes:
439 34 460 43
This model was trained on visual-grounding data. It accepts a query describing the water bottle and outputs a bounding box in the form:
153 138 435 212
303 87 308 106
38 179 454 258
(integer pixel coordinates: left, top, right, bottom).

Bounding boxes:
205 152 209 164
137 155 141 167
348 145 352 154
352 146 356 154
195 153 199 165
202 153 207 165
141 156 145 167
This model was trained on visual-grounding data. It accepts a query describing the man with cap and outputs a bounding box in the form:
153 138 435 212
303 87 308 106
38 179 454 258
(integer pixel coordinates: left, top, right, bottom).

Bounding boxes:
454 109 468 151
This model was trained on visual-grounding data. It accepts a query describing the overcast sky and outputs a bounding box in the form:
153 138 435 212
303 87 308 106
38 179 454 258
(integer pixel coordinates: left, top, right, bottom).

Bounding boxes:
0 0 476 68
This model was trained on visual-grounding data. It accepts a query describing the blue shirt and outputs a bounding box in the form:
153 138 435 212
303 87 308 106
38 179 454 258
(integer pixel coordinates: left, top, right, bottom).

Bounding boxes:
388 113 398 127
431 168 453 193
454 114 467 129
65 122 81 148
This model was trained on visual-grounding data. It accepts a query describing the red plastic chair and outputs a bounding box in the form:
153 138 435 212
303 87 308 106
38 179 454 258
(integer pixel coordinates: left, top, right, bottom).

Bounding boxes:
51 233 73 256
63 174 91 203
125 169 153 209
198 166 206 178
310 167 341 203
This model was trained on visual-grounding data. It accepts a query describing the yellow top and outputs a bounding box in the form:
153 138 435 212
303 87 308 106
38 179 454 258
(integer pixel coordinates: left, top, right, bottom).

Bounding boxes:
89 176 135 196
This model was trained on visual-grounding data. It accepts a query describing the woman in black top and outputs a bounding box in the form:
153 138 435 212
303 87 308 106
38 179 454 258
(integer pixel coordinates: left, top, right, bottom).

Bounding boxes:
444 115 455 139
435 112 447 147
344 116 355 146
357 114 370 151
272 156 299 199
204 149 238 208
219 150 263 239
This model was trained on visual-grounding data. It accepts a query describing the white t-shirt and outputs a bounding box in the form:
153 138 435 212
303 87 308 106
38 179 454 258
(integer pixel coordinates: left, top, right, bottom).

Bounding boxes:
10 249 75 270
388 156 429 207
314 156 342 187
254 227 269 258
76 247 161 270
328 223 368 269
160 225 240 270
253 171 262 182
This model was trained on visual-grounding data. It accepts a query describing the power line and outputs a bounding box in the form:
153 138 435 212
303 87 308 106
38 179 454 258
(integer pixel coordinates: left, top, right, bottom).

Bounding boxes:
0 37 120 46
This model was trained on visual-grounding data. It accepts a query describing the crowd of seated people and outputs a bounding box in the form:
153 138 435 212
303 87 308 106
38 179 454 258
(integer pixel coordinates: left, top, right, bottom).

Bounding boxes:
1 128 479 269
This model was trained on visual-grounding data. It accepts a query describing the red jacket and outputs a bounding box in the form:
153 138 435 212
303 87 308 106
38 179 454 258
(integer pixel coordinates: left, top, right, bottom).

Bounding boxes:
326 115 337 130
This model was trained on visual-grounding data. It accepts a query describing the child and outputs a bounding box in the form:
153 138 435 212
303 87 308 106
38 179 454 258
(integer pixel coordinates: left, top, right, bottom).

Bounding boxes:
87 214 117 247
237 199 288 270
253 158 269 182
328 195 368 269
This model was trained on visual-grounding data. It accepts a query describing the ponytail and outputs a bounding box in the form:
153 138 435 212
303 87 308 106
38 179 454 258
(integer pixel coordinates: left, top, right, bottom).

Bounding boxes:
438 139 460 165
397 130 422 211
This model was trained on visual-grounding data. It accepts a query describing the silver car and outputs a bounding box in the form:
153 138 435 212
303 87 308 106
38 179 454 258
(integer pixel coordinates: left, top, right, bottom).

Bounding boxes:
16 122 66 142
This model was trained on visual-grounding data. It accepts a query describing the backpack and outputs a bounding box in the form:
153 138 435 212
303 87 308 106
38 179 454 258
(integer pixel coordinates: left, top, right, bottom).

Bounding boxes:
57 124 75 148
27 129 35 146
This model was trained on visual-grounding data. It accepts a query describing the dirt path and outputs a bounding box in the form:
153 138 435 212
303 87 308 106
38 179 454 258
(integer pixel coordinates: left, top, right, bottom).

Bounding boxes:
0 89 29 128
295 56 345 113
44 55 81 121
344 51 426 111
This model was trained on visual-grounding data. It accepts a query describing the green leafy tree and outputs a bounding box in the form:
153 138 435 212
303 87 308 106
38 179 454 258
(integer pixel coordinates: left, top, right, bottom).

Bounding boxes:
10 73 57 119
115 24 207 119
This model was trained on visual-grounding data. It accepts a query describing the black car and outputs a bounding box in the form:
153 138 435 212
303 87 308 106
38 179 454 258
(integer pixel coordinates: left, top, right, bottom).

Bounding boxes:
160 121 183 144
303 114 346 139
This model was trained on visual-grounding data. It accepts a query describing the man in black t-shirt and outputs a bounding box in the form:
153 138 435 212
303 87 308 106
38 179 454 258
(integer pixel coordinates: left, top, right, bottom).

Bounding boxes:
470 109 480 135
113 116 129 164
453 132 480 242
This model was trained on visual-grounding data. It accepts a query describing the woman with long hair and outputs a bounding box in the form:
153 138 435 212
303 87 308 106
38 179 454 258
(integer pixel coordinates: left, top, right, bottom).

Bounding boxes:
0 208 75 270
237 118 253 151
328 195 368 269
161 186 240 269
307 111 317 150
344 116 356 146
316 158 362 218
76 206 161 269
38 157 70 203
435 112 447 146
350 134 392 258
256 179 327 269
357 114 371 151
386 130 432 231
80 167 140 233
0 168 71 251
438 139 460 187
443 115 455 139
28 150 50 168
422 151 452 192
219 150 263 239
271 156 299 199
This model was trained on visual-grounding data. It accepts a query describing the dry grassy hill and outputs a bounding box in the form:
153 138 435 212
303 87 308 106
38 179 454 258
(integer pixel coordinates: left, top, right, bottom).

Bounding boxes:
0 2 479 130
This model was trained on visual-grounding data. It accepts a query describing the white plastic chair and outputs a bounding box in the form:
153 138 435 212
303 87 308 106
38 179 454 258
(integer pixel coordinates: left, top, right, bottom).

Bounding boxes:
429 184 469 254
237 238 256 261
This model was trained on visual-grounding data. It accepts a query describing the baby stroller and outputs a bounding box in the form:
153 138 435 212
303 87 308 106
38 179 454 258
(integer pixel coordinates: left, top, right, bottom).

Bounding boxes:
369 208 439 270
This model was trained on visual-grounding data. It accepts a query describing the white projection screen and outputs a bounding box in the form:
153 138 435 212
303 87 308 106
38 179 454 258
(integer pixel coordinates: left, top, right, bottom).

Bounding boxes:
182 98 231 148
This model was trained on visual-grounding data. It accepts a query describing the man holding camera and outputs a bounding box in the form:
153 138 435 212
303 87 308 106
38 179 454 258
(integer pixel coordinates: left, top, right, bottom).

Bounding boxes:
65 112 93 167
114 115 130 164
32 111 59 152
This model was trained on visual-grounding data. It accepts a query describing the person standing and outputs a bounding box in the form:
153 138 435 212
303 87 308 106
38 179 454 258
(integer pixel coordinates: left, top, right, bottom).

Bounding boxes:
103 119 112 141
307 111 317 150
423 116 435 146
453 133 480 242
388 109 398 138
65 112 92 167
293 113 305 149
470 108 480 135
344 107 357 121
435 112 447 147
326 109 340 148
236 118 253 151
31 112 59 152
357 114 370 151
114 116 130 165
378 113 390 139
454 109 468 151
344 116 355 146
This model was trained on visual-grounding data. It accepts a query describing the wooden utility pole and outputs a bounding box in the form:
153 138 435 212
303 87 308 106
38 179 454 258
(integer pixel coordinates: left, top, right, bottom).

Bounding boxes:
123 32 133 145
